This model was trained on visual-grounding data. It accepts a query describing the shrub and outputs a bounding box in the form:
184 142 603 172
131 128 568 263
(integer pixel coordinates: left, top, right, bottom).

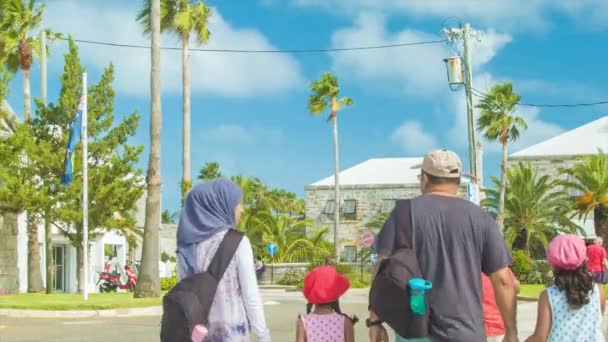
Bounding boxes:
511 250 533 282
527 260 552 284
160 276 177 291
277 269 305 286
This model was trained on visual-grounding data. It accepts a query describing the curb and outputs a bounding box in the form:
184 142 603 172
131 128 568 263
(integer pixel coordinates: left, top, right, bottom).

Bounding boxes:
0 306 162 318
517 296 538 302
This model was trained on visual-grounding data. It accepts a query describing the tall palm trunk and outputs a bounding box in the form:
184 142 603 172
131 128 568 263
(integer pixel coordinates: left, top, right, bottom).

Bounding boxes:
181 33 191 207
594 207 608 249
22 68 31 121
22 65 43 292
497 141 508 233
26 214 43 292
331 111 341 262
135 0 162 298
45 214 53 294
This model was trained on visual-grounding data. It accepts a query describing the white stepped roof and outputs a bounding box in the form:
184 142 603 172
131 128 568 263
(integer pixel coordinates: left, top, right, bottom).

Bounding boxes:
511 116 608 159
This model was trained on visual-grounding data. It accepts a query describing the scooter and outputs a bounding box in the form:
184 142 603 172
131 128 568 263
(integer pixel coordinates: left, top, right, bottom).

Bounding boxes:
97 264 138 292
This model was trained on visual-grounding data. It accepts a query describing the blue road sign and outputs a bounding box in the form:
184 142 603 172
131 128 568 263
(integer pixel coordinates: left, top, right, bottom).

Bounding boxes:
266 242 278 256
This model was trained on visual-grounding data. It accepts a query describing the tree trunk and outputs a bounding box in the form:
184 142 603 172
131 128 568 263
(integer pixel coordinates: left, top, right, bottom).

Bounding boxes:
594 207 608 249
332 112 341 262
45 214 53 294
135 0 162 298
22 68 32 122
26 214 44 292
497 142 508 233
76 242 84 294
181 34 191 208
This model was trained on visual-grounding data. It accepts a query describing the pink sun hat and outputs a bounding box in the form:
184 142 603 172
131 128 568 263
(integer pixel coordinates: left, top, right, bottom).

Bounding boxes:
547 234 587 270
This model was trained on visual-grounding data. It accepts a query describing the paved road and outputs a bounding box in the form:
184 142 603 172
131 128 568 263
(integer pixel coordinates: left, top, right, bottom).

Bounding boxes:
0 290 604 341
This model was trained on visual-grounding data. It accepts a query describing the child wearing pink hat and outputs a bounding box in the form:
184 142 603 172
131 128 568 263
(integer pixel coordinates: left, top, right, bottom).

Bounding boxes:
525 235 606 342
296 266 358 342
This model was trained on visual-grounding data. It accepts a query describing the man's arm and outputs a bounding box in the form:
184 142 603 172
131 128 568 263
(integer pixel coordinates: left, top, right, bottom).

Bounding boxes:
491 267 518 338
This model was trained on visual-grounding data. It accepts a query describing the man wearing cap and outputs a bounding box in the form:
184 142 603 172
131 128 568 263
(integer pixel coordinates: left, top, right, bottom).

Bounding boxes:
369 149 518 342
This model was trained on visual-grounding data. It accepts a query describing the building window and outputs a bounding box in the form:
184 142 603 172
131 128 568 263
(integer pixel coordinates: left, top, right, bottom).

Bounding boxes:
343 245 356 262
342 199 357 220
381 199 396 213
325 200 335 220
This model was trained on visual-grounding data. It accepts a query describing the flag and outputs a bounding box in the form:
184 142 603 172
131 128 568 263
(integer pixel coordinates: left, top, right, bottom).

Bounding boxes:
61 97 85 185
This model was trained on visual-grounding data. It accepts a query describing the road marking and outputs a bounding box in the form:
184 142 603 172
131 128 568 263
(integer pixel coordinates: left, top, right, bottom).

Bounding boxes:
62 321 100 325
264 301 280 306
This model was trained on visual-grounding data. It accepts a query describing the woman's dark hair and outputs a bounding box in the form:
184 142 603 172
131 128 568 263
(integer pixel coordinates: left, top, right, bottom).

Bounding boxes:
306 301 359 325
553 261 594 309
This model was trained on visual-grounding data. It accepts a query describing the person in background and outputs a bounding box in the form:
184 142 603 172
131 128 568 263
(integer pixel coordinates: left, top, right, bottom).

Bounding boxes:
586 236 608 284
296 266 357 342
525 234 605 342
177 179 271 342
255 256 265 282
482 269 520 341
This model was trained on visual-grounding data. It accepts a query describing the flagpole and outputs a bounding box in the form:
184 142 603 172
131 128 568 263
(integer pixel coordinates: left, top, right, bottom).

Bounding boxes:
82 72 88 301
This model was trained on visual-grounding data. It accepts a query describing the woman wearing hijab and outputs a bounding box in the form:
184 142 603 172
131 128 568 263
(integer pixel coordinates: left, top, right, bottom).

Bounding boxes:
177 179 272 342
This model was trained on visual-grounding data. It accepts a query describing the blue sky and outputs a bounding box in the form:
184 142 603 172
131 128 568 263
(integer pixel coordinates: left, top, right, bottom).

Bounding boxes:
6 0 608 213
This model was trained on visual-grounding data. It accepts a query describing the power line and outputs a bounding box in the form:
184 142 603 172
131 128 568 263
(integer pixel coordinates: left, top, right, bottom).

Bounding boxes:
57 36 447 53
471 87 608 108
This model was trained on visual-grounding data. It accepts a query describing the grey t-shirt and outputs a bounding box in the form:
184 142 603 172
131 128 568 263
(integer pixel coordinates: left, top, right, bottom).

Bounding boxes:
373 194 511 342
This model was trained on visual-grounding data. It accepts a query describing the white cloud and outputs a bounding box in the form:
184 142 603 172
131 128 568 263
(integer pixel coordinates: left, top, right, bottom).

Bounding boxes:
294 0 608 31
44 1 304 97
328 14 512 96
391 121 439 154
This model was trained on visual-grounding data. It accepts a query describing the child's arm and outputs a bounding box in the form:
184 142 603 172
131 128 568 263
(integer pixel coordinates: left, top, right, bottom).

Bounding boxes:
344 317 355 342
295 317 306 342
525 290 551 342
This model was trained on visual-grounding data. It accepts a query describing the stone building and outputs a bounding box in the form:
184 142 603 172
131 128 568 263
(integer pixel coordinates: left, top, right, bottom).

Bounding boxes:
508 115 608 238
305 157 471 260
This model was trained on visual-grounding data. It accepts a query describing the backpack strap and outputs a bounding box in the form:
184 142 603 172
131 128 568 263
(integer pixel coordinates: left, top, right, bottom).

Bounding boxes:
206 229 244 281
394 199 413 249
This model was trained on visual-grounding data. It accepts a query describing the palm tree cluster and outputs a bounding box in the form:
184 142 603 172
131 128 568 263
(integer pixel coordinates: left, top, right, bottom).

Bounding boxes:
478 84 608 254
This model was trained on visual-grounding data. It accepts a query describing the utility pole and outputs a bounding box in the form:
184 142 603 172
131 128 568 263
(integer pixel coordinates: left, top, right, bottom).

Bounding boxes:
462 23 478 184
443 23 479 185
41 30 53 294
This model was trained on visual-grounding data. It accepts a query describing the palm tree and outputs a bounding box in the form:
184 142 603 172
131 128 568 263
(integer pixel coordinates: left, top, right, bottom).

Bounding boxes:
137 0 212 207
561 150 608 246
308 72 353 261
476 82 527 233
197 161 222 181
161 209 178 223
482 162 581 254
253 212 331 262
135 0 162 298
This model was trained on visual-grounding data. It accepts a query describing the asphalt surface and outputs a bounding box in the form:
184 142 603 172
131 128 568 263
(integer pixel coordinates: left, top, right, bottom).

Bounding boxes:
0 290 603 341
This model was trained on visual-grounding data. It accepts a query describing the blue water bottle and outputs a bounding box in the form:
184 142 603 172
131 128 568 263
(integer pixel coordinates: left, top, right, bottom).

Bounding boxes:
408 278 432 315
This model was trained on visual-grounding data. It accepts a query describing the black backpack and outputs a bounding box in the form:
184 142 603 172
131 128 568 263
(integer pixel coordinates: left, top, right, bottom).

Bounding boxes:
160 229 244 342
369 199 430 339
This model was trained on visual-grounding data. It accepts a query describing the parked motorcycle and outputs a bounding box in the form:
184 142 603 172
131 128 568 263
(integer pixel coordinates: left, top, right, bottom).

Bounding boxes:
97 264 137 292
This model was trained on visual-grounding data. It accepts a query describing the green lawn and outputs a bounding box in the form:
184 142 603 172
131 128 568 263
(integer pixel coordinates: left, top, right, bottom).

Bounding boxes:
0 292 163 310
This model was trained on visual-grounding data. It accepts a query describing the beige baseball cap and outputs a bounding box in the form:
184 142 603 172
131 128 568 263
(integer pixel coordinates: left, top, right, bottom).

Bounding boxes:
421 149 462 178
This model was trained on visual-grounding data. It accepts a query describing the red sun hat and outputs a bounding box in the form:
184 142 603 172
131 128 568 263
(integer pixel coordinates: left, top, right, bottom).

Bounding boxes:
547 234 587 270
303 266 350 304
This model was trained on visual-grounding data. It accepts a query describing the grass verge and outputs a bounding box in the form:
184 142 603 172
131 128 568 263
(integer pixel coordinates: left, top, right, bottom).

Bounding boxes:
0 292 163 310
519 284 608 299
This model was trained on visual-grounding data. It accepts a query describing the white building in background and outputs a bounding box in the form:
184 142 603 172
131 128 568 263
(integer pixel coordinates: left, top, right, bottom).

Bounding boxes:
508 115 608 238
0 99 153 293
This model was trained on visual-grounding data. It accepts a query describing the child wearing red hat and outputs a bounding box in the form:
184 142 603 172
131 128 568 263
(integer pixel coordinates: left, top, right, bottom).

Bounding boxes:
525 235 605 342
296 266 358 342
